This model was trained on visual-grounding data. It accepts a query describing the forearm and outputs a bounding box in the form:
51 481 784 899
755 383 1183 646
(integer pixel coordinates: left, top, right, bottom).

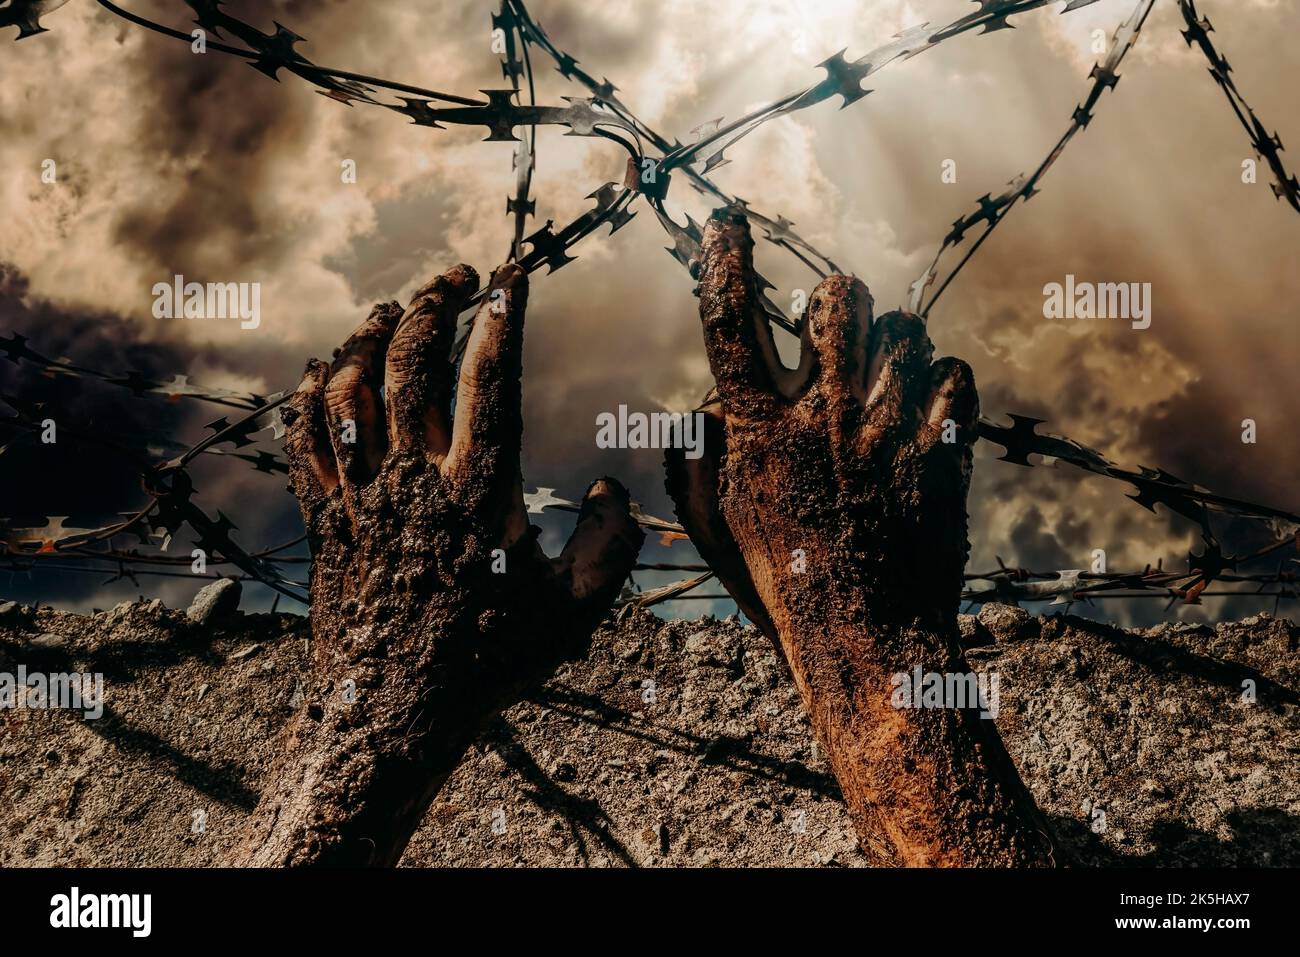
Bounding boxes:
768 592 1052 867
233 573 599 867
232 688 480 867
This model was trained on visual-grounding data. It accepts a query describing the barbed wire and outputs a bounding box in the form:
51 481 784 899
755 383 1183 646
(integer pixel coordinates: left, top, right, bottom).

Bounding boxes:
0 1 69 39
1177 0 1300 213
7 342 1293 610
3 0 1296 614
912 0 1157 315
913 0 1300 316
961 544 1300 613
977 414 1300 534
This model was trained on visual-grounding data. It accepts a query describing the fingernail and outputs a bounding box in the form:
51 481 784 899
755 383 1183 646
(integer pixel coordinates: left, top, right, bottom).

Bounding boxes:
300 358 326 383
491 263 525 289
586 475 631 508
710 205 747 226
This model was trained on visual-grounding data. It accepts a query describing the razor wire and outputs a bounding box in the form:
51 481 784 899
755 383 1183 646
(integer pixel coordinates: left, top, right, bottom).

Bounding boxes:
1177 0 1300 214
2 0 1298 613
7 353 1294 610
912 0 1157 316
912 0 1300 316
1 389 309 603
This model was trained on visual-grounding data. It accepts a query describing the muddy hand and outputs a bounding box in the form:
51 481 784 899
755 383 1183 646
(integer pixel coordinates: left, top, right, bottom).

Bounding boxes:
238 264 643 867
665 208 1051 868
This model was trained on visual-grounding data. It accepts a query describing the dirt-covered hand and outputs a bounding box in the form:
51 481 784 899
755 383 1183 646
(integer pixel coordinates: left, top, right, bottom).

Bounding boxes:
237 263 643 867
666 209 1050 866
667 208 978 640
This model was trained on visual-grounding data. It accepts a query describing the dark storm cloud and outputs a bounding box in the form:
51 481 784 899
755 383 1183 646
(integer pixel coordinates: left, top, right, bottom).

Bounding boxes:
0 264 201 605
0 263 310 613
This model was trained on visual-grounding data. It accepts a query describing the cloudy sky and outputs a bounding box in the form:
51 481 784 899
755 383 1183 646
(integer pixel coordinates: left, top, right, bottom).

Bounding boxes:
1 0 1296 625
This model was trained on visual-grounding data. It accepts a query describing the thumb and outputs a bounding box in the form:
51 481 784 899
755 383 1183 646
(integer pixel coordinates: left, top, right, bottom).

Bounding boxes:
664 395 780 644
552 477 644 607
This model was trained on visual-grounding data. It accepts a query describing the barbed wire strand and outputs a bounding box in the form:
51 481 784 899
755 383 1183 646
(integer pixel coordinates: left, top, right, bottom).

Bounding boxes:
2 0 1295 613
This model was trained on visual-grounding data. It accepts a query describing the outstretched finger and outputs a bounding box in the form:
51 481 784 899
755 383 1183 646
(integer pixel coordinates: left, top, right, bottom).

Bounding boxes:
804 274 874 405
282 359 338 523
664 392 779 643
860 310 934 448
385 264 480 460
698 207 784 421
443 264 527 507
552 477 644 606
919 357 980 456
325 301 403 491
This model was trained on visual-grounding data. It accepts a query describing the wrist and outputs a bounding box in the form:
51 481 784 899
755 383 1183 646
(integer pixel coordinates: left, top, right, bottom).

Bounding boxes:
760 549 961 652
763 606 1048 866
236 675 477 867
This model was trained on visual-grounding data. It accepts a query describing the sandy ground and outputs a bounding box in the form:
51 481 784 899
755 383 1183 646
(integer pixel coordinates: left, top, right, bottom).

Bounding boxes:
1 597 1296 866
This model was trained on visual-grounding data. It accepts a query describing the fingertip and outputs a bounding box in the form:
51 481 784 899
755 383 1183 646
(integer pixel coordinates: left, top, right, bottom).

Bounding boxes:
489 262 526 289
872 308 927 341
444 262 481 294
371 299 404 327
702 208 753 264
474 264 528 325
581 478 644 554
582 475 633 513
707 204 749 227
937 356 976 391
408 264 480 312
297 358 329 390
811 273 870 298
927 356 979 429
332 302 403 376
807 274 874 377
866 310 932 388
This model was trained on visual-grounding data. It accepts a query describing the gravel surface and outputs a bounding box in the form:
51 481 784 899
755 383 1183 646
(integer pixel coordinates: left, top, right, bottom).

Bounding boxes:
1 597 1296 867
